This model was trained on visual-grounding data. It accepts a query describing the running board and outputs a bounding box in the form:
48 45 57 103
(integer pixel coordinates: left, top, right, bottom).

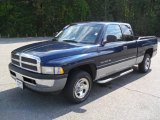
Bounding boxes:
96 68 133 84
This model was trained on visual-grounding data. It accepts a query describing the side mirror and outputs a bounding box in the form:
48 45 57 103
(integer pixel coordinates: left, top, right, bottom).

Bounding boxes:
102 35 117 45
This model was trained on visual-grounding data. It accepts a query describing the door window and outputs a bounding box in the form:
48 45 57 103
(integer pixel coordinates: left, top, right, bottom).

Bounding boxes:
104 25 123 42
121 25 134 41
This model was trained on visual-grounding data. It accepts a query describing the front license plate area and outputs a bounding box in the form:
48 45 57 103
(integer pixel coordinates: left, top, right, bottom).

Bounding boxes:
16 79 23 89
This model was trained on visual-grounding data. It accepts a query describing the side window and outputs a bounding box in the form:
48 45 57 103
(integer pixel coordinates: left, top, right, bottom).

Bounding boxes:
121 25 134 41
104 25 123 42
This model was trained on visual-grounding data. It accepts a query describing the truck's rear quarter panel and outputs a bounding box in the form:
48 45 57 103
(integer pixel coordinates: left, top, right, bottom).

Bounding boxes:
137 37 158 58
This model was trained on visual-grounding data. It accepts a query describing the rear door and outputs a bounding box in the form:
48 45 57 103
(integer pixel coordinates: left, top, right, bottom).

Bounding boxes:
120 24 137 66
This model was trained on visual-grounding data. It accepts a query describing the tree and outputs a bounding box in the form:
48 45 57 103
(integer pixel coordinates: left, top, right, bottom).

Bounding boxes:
0 0 159 37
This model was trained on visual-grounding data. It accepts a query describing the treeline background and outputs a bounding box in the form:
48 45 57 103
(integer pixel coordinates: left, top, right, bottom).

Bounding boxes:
0 0 160 37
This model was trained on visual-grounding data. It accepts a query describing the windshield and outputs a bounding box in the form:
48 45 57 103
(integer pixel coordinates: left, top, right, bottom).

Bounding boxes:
55 24 103 44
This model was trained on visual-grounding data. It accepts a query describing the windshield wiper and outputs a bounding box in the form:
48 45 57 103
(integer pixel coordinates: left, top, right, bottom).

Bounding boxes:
63 40 78 43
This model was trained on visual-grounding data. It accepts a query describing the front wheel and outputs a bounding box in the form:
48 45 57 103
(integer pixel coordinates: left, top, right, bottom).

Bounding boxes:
64 70 92 103
138 54 151 73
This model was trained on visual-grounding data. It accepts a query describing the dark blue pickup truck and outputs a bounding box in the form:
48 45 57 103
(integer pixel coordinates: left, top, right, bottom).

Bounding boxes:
9 22 158 103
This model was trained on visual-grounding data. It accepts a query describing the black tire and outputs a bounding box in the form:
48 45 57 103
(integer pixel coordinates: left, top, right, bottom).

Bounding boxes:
138 54 151 73
64 70 92 103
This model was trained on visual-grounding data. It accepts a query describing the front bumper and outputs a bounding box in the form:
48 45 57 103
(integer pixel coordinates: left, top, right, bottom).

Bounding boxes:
9 63 68 92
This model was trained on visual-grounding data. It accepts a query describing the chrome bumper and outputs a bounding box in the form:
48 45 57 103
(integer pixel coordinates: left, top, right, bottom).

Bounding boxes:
9 69 67 92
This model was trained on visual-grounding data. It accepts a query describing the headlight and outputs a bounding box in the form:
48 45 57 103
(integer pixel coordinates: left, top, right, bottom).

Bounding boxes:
41 66 64 75
41 67 54 74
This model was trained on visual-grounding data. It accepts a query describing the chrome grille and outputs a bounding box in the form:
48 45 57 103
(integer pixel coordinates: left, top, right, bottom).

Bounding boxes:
21 63 37 71
11 59 20 66
12 54 19 59
21 57 37 64
11 53 41 73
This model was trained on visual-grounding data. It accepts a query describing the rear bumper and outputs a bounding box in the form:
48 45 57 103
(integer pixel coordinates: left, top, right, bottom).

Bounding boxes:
9 63 68 92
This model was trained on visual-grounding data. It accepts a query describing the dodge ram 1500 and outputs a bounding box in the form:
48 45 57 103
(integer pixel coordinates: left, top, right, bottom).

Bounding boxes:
9 22 158 103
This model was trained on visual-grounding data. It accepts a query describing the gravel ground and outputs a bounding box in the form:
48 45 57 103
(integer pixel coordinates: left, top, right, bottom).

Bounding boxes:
0 37 160 120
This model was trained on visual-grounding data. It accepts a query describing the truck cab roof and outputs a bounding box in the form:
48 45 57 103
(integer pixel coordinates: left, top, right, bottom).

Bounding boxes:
72 21 131 26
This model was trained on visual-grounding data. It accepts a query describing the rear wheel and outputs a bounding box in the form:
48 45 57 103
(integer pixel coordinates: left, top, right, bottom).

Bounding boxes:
64 70 92 103
138 54 151 73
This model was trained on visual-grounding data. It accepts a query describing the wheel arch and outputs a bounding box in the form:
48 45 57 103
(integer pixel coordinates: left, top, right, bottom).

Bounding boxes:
67 63 97 81
145 48 153 57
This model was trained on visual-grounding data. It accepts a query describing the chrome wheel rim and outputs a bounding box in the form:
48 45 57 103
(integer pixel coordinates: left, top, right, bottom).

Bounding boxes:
145 57 150 71
74 78 89 99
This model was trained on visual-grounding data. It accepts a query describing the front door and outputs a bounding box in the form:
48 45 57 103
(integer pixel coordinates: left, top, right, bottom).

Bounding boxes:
96 24 136 80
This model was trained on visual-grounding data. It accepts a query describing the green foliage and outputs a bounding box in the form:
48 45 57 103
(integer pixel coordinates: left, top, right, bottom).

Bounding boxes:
0 0 160 37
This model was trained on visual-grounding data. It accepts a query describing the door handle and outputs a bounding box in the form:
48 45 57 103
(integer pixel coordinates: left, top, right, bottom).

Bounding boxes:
123 46 128 50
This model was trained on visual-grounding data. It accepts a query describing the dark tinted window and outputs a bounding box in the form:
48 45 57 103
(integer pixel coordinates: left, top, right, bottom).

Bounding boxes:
105 25 122 42
121 25 134 41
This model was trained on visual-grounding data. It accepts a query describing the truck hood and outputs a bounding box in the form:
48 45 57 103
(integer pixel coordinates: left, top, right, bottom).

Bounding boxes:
12 40 98 63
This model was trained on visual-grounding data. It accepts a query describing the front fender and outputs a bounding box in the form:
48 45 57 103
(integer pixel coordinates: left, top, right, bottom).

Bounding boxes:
42 52 98 73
